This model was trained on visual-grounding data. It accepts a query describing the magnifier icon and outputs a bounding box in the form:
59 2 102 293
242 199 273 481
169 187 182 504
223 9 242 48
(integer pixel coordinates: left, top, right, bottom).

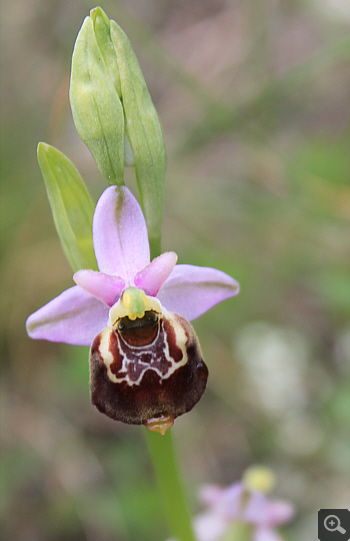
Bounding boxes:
324 515 346 534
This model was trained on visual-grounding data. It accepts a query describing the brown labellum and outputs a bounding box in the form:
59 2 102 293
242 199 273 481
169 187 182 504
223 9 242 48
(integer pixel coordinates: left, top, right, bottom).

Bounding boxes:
89 306 208 433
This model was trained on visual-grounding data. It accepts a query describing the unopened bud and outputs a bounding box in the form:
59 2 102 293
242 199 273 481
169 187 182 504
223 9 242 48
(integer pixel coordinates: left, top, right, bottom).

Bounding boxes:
69 11 124 184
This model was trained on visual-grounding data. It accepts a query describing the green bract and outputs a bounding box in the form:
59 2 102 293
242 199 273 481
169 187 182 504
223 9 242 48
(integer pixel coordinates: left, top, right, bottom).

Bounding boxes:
90 8 122 98
70 11 125 184
37 143 97 272
70 6 166 257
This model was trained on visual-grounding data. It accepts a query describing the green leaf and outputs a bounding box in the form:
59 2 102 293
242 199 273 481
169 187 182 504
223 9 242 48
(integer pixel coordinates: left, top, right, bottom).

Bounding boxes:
110 20 166 257
37 142 97 272
69 14 124 184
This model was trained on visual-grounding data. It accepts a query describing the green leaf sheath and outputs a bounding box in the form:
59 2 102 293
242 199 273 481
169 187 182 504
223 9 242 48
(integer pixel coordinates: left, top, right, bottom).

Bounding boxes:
37 143 97 272
110 20 166 252
69 15 125 185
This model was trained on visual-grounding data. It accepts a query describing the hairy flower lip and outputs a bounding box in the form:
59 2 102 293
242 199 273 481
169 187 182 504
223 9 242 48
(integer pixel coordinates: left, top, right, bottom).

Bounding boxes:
26 185 239 347
89 306 209 426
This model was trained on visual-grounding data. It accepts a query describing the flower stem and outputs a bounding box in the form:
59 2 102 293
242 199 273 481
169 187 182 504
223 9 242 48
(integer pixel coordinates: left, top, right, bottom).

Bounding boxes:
145 429 196 541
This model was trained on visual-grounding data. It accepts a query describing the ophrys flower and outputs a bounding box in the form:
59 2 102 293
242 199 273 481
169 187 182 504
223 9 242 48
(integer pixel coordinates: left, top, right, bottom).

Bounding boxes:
193 467 294 541
26 186 239 433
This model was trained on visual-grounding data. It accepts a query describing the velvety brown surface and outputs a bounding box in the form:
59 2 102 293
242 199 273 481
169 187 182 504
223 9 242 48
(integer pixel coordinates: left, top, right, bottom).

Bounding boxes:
89 314 208 425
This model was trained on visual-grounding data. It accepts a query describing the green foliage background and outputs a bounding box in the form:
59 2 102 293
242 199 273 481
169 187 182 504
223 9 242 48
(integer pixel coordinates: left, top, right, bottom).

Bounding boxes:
1 1 349 540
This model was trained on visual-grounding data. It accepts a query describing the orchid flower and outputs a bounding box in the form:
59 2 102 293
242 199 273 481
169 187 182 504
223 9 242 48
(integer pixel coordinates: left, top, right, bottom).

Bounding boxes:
193 469 294 541
26 186 239 434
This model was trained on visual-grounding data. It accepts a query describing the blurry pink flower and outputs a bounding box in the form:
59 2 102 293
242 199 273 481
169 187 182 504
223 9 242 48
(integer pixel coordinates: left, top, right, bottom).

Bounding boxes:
194 480 294 541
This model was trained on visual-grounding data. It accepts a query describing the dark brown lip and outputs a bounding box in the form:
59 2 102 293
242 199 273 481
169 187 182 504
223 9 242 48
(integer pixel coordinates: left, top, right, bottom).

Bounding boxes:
89 311 208 426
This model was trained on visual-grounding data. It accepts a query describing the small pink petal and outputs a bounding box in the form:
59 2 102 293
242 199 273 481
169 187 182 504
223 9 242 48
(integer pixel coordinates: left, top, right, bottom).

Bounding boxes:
215 483 244 519
244 492 271 524
73 270 125 307
266 501 295 526
198 485 226 507
157 264 239 321
254 526 284 541
134 252 178 296
93 186 150 282
26 286 109 346
194 512 228 541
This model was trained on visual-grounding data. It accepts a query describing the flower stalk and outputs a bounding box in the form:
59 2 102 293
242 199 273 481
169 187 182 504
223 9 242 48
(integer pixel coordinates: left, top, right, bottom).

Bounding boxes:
146 430 196 541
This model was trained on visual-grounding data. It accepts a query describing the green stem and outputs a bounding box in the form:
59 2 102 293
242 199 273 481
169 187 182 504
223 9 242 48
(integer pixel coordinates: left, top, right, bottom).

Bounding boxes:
145 429 196 541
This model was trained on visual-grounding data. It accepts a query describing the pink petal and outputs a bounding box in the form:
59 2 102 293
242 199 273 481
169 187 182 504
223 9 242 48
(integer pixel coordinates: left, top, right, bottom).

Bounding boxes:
244 492 271 524
215 483 244 519
26 286 109 346
266 501 295 526
134 252 178 296
93 186 150 282
254 526 284 541
245 494 294 527
73 270 125 307
198 485 226 507
157 264 239 321
194 512 228 541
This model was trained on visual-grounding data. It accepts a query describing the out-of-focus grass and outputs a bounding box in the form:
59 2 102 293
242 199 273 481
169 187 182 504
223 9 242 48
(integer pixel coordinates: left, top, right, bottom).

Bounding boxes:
1 1 349 540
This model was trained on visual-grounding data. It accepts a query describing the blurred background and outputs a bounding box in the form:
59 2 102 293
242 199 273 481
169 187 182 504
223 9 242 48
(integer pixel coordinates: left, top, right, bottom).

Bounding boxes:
1 0 349 540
